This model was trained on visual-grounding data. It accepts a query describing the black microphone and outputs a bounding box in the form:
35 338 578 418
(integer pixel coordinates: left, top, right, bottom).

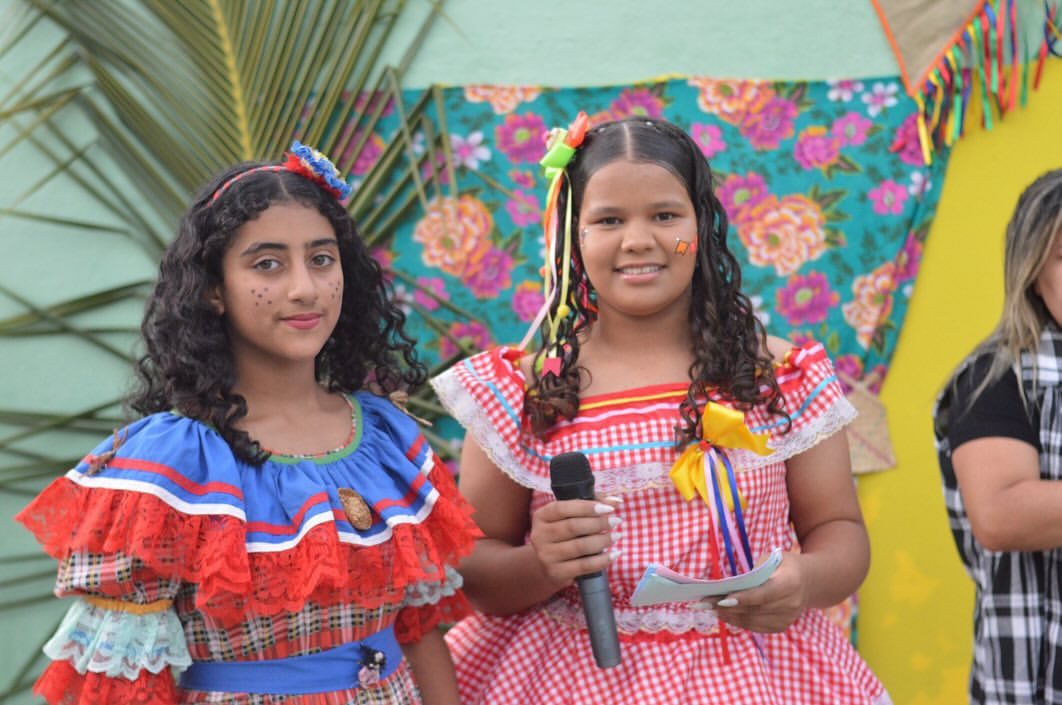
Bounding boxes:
549 451 621 669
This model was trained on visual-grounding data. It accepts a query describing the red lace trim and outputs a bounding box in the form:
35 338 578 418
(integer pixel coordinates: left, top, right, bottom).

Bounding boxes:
394 591 473 644
18 462 480 625
34 660 177 705
17 477 251 605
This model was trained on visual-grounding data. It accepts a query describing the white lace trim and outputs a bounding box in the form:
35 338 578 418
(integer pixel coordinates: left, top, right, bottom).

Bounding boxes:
434 370 857 493
431 372 550 493
542 596 721 635
730 395 858 471
43 598 191 678
403 565 464 607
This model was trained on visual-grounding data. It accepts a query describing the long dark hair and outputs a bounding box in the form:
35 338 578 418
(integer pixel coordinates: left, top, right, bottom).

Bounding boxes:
128 162 425 464
524 117 787 445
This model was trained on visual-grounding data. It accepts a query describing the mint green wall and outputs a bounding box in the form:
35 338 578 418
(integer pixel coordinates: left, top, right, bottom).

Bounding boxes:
390 0 896 87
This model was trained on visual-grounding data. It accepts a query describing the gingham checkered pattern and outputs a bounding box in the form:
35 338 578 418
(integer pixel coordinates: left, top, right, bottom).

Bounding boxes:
934 323 1062 704
434 344 888 704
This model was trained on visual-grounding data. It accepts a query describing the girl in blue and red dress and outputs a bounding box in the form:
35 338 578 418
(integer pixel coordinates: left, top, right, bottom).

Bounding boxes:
16 143 480 705
432 116 890 704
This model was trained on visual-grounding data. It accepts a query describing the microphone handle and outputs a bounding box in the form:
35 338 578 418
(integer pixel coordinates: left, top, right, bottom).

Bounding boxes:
577 571 622 668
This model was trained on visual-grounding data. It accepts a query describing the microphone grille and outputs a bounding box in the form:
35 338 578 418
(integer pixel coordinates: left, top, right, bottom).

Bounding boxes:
549 451 592 485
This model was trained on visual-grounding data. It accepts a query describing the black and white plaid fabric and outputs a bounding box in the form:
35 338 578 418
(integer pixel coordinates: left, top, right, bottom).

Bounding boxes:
934 322 1062 704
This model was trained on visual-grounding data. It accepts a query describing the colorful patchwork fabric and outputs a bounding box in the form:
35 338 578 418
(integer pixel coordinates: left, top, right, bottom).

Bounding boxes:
16 392 480 705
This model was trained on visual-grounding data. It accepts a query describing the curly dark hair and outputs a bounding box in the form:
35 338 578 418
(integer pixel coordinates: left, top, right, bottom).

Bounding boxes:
128 162 426 464
524 117 788 445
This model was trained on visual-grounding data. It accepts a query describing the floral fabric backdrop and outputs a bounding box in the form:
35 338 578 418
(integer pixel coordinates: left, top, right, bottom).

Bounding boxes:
355 76 949 448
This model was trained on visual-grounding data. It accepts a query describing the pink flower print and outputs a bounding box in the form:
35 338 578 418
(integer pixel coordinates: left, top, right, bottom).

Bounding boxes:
510 170 536 189
440 320 494 360
610 86 665 119
894 232 923 282
831 112 873 147
450 131 491 170
345 131 385 176
890 114 925 166
464 85 542 114
419 151 451 186
505 188 541 228
739 195 827 276
691 123 726 160
512 281 545 322
834 354 865 394
413 195 493 277
843 262 897 349
717 172 770 224
413 277 446 311
688 77 773 125
495 113 547 163
462 245 514 299
738 96 799 150
827 79 864 102
370 246 394 281
790 330 818 349
865 364 887 394
862 82 899 117
868 180 908 215
776 271 840 325
793 126 841 171
352 90 395 118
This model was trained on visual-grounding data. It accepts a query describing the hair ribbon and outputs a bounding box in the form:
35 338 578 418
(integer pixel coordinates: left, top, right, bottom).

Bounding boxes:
517 112 589 358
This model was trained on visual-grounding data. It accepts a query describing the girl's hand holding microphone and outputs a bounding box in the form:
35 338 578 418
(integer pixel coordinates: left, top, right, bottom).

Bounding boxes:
528 498 622 589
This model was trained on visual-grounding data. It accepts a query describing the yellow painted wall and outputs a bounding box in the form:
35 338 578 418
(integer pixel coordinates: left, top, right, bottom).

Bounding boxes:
858 61 1062 704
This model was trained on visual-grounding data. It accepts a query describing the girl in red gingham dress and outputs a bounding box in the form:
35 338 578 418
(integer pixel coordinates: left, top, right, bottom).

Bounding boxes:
16 144 479 705
431 116 890 704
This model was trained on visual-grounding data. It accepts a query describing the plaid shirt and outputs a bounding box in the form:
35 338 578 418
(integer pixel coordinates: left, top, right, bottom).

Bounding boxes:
934 324 1062 704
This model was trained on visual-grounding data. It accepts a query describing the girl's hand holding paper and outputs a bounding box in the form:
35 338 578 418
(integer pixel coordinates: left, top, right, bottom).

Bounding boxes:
708 551 809 634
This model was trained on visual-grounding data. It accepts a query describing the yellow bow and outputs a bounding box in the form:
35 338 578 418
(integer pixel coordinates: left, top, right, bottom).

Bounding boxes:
669 402 773 512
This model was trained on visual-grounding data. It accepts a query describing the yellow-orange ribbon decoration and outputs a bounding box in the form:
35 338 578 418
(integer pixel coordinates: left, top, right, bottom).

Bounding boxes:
669 402 773 512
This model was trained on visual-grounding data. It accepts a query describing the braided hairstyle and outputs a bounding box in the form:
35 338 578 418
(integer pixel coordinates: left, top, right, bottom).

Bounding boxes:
524 117 788 445
128 163 425 464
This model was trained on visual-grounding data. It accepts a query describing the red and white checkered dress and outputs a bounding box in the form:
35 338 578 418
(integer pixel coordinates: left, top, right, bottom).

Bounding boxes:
432 343 890 705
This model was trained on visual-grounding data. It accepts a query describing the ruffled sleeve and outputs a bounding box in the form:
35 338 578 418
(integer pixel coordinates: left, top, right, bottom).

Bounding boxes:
354 394 481 644
13 413 239 705
733 342 857 471
430 347 553 491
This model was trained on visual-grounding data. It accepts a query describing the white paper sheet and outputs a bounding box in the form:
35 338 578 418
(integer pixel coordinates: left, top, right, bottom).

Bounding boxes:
629 548 783 607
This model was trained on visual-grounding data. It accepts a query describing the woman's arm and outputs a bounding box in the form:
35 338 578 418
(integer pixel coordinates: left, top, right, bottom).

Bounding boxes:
401 628 459 705
713 431 869 633
456 438 618 615
952 436 1062 551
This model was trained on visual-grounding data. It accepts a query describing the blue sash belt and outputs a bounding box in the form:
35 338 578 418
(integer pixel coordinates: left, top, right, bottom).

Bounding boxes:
178 625 401 695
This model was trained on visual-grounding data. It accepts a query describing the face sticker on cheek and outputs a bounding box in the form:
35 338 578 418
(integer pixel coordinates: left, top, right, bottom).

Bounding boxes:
674 238 696 255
